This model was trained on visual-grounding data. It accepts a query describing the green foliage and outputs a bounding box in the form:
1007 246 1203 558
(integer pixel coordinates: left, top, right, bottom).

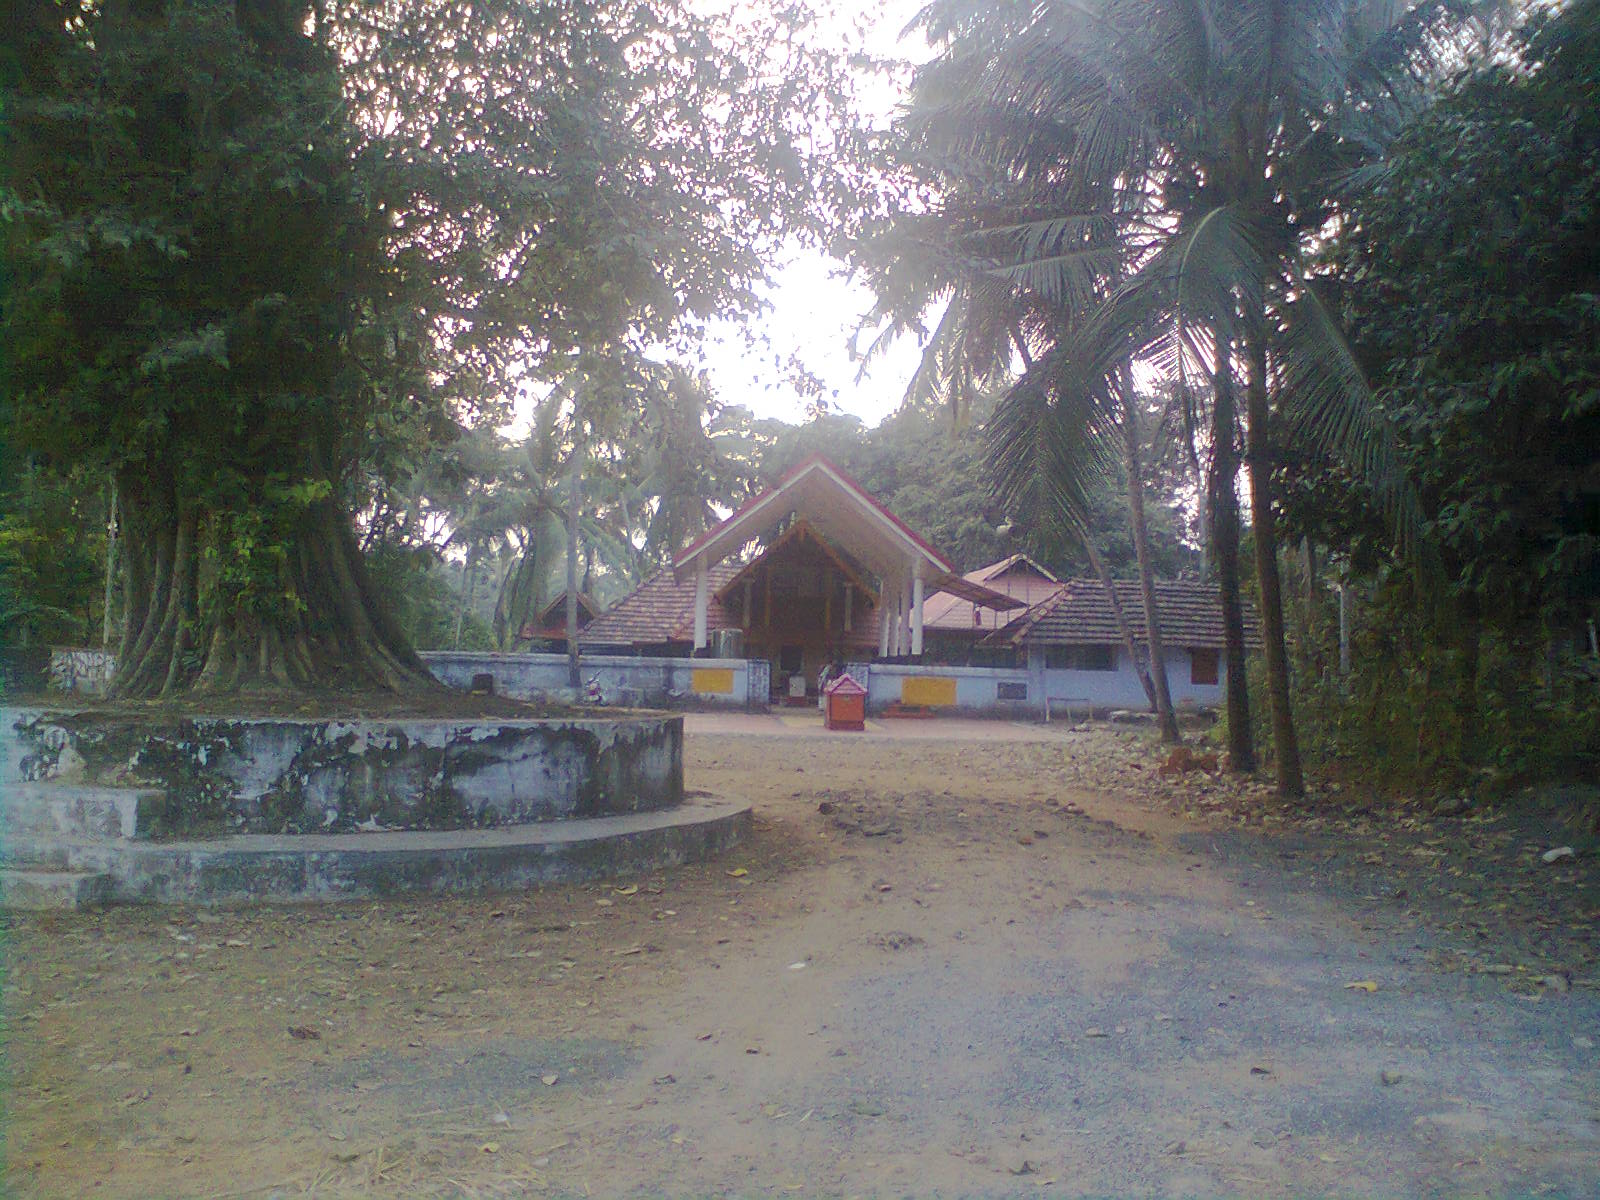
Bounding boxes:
364 545 493 652
1 0 865 694
3 0 439 683
0 464 106 649
1307 0 1600 630
1272 0 1600 790
1286 586 1599 793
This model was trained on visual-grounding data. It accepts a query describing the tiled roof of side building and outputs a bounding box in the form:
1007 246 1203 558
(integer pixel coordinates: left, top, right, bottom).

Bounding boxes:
580 564 744 646
998 578 1260 649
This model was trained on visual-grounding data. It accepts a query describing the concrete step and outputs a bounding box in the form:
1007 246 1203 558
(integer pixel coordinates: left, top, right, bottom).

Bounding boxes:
0 833 72 869
0 783 157 839
1 868 114 911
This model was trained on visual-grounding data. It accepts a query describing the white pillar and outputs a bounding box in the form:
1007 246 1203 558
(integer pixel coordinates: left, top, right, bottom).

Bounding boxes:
877 591 890 657
693 557 708 651
911 573 925 657
901 575 913 657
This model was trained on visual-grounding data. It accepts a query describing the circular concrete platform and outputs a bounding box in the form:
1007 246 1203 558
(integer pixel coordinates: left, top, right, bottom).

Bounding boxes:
2 706 683 836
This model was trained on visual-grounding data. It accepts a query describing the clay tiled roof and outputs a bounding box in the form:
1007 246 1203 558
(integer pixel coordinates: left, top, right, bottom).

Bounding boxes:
580 564 743 647
994 578 1259 650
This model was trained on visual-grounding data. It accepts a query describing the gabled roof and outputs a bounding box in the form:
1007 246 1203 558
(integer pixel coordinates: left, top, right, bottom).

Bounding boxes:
580 561 887 649
671 455 1021 612
923 554 1063 634
673 454 956 582
715 519 879 606
989 578 1259 650
972 553 1059 585
518 591 601 641
536 592 600 625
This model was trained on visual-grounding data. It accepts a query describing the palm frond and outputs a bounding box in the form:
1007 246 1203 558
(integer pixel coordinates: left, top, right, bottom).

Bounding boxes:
985 347 1120 536
1275 268 1428 559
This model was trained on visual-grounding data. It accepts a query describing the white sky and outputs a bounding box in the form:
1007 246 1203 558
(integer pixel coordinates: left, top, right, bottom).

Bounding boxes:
692 0 931 429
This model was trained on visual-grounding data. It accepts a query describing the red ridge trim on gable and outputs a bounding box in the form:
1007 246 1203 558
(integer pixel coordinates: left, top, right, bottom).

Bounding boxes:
671 454 956 576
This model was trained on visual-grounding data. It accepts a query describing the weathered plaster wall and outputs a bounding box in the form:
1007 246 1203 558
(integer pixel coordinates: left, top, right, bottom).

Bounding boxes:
1 707 682 838
847 650 1226 717
43 648 772 709
46 647 115 696
422 651 768 709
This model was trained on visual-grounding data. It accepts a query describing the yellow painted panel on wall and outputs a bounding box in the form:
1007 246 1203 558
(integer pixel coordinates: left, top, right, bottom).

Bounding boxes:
691 668 736 695
901 676 958 707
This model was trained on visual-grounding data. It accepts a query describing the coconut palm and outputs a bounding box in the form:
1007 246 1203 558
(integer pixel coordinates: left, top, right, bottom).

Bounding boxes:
486 388 635 653
858 213 1186 739
627 364 761 568
891 0 1482 793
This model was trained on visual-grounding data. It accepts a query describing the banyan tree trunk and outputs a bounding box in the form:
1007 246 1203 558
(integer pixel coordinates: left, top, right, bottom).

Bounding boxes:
110 476 438 699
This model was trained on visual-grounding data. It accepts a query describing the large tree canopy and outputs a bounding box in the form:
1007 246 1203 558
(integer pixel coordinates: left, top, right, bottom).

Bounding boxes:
1 0 860 698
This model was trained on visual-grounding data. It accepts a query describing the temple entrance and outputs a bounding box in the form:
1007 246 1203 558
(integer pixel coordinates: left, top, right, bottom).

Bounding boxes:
715 520 880 702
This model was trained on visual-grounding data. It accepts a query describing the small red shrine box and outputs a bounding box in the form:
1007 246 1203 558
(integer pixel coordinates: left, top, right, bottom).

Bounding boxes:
823 673 867 731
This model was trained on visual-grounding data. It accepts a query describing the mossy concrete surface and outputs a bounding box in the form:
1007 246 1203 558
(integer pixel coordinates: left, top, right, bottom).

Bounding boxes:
1 707 683 837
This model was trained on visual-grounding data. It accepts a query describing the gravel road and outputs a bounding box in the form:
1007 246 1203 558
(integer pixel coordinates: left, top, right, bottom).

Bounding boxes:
5 720 1596 1198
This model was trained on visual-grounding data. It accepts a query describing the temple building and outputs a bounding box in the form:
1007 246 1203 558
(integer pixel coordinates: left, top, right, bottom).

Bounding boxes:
580 456 1022 697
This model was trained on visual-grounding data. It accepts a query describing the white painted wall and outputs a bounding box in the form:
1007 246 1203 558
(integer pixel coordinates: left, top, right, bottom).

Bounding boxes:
849 646 1226 717
42 647 771 709
423 651 764 709
1034 645 1227 710
859 662 1037 714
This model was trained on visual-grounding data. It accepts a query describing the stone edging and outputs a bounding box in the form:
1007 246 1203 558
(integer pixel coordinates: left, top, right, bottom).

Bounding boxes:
59 793 751 905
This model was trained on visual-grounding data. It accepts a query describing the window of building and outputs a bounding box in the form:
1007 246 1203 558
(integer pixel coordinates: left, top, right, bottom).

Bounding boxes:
1044 645 1116 671
1190 648 1220 685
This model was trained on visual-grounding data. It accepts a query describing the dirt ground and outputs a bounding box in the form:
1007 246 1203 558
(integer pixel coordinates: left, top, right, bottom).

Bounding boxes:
3 717 1597 1199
